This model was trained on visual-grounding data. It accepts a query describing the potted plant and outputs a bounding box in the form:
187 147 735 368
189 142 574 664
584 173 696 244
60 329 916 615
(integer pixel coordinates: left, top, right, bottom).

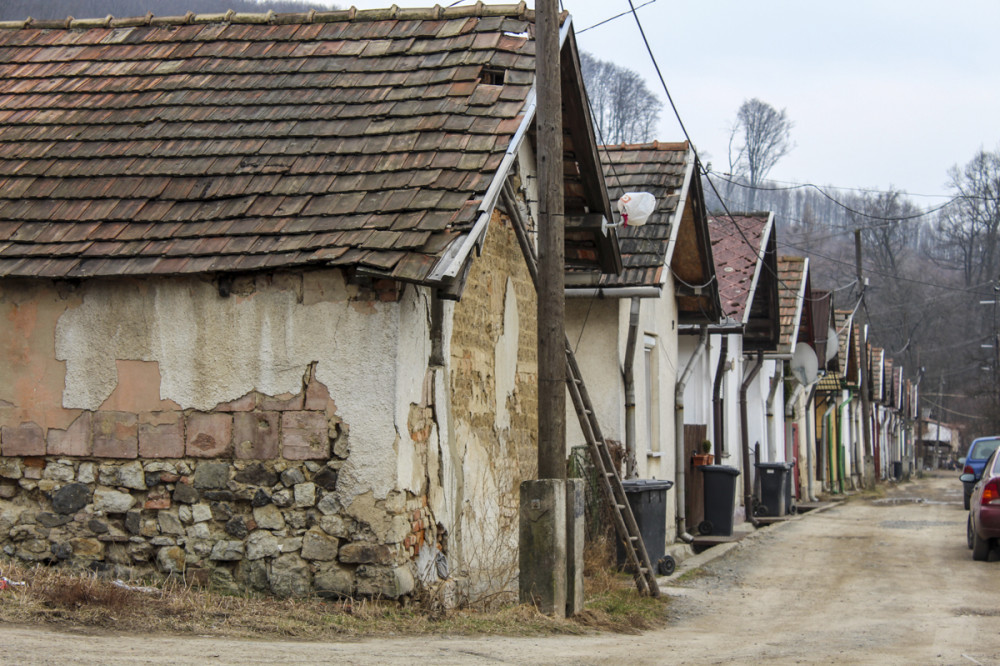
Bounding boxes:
692 440 714 467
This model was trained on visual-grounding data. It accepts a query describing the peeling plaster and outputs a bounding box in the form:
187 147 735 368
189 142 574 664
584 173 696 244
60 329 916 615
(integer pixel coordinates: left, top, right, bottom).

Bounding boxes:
494 278 518 433
51 272 430 500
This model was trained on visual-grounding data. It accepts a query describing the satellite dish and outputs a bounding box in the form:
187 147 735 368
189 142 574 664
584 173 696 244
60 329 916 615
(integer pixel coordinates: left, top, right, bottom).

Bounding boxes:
826 327 839 363
791 344 819 385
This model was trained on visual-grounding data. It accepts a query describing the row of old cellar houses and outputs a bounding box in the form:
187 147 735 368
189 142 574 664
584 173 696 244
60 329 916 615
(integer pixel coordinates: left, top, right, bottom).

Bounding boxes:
0 4 919 600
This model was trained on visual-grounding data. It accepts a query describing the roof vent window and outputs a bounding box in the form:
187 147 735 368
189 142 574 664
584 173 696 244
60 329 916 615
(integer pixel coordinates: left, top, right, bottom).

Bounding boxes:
480 67 506 86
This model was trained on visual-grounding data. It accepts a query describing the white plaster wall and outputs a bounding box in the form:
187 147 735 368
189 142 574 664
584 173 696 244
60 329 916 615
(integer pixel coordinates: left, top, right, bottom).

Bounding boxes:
494 278 519 432
564 298 624 452
634 285 678 487
723 334 744 467
746 367 768 465
394 285 435 495
53 272 429 501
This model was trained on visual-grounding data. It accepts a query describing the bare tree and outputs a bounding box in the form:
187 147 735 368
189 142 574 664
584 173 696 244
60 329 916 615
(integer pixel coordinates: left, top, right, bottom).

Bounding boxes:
727 98 794 211
580 51 661 145
929 147 1000 289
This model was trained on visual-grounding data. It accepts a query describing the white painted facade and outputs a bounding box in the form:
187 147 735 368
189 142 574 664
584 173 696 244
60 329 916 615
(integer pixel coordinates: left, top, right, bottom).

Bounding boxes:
564 273 680 540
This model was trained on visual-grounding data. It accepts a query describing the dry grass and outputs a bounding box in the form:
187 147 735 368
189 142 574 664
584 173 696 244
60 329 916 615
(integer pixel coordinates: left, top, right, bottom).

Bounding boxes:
0 554 668 640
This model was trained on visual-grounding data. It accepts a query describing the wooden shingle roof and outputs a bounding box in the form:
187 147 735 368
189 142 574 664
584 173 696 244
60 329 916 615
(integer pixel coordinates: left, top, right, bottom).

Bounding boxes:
596 142 687 288
588 142 719 322
776 256 808 355
0 4 609 284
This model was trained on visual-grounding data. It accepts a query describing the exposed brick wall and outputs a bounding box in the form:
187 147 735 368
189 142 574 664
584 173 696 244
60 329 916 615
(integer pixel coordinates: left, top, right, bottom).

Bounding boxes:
1 373 333 462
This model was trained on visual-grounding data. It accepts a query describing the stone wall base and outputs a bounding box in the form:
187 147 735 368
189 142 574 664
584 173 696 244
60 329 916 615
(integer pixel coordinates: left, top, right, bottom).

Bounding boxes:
0 456 438 599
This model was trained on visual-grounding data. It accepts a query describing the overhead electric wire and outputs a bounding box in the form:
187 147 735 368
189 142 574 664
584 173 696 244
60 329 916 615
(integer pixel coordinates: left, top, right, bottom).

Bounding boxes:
619 0 813 304
709 174 961 201
777 239 991 293
713 175 956 221
618 0 983 382
577 0 658 34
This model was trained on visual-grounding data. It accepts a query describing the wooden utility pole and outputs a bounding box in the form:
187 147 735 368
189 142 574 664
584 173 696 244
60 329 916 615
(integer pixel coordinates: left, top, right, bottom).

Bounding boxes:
535 0 566 480
855 230 874 486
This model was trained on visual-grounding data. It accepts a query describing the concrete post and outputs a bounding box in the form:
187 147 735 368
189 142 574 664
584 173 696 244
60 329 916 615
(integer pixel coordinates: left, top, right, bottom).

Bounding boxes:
519 479 566 617
565 479 585 616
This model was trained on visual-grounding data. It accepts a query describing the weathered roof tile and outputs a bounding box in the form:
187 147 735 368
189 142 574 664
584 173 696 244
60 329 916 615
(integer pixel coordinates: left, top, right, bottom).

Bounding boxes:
0 6 554 282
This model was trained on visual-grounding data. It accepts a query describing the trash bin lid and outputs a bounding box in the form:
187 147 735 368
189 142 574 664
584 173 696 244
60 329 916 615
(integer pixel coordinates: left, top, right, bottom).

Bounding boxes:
621 479 674 492
699 465 740 476
755 462 793 471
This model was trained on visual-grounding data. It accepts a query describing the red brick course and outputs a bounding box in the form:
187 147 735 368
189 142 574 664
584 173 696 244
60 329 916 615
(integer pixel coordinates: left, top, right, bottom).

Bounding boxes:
47 413 92 456
185 412 233 458
92 411 138 458
1 422 46 456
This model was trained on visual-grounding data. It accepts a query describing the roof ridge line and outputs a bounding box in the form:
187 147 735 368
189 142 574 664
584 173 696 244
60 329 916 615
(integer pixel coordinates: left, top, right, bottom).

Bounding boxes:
0 3 533 31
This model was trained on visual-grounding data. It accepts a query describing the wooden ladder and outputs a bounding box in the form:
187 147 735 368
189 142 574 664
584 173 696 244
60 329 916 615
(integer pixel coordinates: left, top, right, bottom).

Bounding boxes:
563 340 660 598
502 184 660 598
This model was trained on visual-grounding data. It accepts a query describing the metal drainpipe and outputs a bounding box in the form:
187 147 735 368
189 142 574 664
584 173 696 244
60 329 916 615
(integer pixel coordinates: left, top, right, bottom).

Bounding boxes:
675 327 709 542
765 364 783 462
821 401 836 492
740 351 764 525
805 384 820 502
712 336 728 461
622 297 641 479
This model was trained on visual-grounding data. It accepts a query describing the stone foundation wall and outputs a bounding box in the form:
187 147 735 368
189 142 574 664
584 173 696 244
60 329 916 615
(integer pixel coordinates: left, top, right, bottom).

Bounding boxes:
0 455 426 598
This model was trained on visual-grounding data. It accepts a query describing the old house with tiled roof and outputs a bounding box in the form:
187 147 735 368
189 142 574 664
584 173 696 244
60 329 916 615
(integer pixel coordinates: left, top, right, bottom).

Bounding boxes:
0 4 621 600
687 212 783 525
563 141 720 548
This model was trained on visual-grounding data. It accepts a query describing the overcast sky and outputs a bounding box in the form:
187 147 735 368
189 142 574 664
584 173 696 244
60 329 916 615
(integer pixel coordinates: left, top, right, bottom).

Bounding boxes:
333 0 1000 202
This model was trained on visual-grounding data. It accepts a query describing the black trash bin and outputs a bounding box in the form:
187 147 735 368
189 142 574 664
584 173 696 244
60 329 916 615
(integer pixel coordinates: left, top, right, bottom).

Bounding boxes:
754 462 793 517
698 465 740 536
615 479 673 574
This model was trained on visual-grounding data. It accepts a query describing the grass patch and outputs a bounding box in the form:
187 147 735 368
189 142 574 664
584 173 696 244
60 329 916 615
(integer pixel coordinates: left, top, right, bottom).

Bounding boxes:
0 551 667 640
672 567 707 584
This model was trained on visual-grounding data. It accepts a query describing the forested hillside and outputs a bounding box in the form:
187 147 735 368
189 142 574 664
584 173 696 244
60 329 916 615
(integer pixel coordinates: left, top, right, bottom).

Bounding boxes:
0 0 329 21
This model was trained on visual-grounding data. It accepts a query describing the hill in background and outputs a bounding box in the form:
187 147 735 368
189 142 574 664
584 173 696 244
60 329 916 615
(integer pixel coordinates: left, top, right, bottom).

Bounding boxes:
0 0 332 21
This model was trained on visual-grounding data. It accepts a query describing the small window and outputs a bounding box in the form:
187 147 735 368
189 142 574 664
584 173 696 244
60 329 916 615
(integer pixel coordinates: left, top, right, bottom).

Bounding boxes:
480 67 506 86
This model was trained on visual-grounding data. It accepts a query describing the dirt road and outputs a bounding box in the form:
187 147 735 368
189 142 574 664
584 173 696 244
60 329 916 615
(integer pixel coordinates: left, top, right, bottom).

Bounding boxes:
3 472 997 665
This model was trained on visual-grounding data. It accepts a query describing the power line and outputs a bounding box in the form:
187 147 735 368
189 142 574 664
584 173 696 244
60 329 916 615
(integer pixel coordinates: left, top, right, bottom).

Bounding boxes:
777 238 990 293
577 0 658 34
711 174 958 201
618 1 811 303
713 174 956 221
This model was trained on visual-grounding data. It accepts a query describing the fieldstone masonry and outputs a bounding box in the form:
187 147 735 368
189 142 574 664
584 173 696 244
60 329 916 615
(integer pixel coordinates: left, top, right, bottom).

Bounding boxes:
0 372 436 599
0 455 428 599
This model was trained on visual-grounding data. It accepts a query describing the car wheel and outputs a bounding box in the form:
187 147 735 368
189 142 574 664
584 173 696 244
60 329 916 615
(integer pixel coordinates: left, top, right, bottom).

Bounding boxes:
972 528 990 561
968 515 975 549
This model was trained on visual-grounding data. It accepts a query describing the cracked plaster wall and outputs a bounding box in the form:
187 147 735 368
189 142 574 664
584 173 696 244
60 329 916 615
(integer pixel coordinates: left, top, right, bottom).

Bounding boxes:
5 270 432 502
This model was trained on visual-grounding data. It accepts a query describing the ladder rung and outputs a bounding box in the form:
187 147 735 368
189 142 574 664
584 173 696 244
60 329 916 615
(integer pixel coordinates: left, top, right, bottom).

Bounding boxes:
639 567 649 574
629 536 638 541
616 504 626 510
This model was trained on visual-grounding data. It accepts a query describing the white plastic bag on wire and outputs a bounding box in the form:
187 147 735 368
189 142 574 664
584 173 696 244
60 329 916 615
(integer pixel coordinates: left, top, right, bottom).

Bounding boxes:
617 192 656 227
